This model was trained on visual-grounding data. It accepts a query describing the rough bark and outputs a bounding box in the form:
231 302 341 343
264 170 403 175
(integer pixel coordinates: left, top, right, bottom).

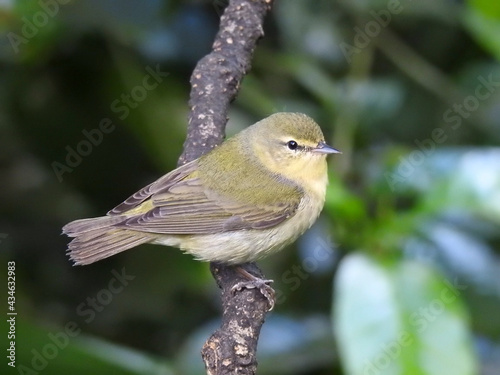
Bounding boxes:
177 1 274 374
178 0 273 166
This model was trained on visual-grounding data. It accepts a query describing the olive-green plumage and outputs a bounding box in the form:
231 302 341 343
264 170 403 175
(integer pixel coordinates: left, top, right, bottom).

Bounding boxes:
63 113 340 265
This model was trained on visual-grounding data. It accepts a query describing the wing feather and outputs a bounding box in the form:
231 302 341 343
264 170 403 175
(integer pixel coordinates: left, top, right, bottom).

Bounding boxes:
108 160 199 215
108 160 301 235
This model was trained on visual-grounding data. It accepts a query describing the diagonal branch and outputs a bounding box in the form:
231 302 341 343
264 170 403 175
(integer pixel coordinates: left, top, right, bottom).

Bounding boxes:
178 0 273 166
177 0 274 374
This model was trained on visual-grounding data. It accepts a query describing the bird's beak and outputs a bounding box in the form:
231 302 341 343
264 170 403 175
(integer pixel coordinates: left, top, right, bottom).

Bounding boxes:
312 141 341 154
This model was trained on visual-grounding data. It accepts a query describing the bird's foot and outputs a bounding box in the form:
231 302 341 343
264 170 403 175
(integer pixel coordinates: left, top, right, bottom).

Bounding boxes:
231 267 275 310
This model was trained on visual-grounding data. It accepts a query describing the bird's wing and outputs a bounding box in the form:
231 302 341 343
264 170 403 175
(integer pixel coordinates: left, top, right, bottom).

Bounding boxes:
109 161 301 235
108 160 199 215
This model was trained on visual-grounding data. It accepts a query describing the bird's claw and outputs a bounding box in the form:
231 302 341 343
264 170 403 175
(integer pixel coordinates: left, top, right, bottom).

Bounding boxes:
231 278 275 310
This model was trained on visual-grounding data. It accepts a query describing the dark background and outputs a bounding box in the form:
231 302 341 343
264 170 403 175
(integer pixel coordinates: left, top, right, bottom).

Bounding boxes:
1 1 500 374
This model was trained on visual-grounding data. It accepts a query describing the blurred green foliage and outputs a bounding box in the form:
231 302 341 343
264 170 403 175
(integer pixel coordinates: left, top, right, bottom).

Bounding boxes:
1 0 500 374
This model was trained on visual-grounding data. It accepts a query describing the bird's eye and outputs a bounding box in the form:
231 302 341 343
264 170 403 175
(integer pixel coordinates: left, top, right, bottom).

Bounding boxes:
287 140 298 150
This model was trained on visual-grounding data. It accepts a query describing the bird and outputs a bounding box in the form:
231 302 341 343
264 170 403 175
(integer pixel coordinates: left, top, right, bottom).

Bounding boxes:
63 113 339 306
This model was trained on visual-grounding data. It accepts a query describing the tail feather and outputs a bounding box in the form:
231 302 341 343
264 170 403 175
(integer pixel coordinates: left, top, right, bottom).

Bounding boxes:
63 216 152 265
63 216 125 236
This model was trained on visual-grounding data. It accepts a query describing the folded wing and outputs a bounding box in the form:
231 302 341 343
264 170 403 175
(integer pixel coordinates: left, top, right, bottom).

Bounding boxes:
113 161 301 234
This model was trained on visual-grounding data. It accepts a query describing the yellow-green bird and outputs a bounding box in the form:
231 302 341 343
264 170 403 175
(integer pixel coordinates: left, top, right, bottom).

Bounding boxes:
63 112 340 266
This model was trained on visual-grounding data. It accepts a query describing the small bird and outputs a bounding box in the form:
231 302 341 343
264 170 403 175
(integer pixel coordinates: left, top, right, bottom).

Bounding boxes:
63 113 340 268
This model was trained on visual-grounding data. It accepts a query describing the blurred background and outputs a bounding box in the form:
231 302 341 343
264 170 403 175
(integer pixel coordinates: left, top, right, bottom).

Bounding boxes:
1 0 500 374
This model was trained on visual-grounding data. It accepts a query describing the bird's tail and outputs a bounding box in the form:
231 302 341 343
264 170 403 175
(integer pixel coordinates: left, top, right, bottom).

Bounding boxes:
63 216 151 265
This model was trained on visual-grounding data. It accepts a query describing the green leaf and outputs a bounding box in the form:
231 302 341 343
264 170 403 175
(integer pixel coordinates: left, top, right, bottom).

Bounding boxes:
463 1 500 60
467 0 500 18
16 320 175 375
422 149 500 224
333 253 477 375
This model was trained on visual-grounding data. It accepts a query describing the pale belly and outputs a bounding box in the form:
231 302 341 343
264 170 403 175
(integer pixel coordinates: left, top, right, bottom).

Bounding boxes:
152 194 324 264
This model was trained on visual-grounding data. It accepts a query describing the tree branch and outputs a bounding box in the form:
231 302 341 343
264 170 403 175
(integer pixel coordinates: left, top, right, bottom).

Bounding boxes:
178 0 273 166
177 0 274 374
